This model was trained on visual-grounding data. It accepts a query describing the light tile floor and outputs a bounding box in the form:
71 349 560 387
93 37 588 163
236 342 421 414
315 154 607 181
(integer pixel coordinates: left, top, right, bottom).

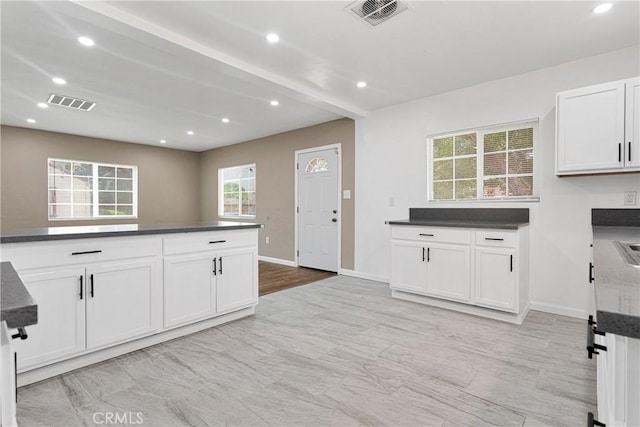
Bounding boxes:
17 276 596 426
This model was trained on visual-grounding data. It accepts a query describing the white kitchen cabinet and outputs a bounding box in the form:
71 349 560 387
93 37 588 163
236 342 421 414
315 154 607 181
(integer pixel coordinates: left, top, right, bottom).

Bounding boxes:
425 243 470 303
86 259 161 349
390 240 427 293
162 232 258 328
1 322 17 427
163 253 217 328
390 225 529 323
556 77 640 175
13 268 86 370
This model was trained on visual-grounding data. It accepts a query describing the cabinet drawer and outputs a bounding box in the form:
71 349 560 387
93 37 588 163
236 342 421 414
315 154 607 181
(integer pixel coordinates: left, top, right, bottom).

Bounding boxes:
163 230 257 255
1 236 161 271
475 230 517 247
391 226 471 244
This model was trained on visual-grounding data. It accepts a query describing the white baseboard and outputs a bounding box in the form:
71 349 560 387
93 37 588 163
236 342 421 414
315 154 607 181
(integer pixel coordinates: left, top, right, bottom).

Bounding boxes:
339 269 389 283
258 256 297 267
529 301 589 320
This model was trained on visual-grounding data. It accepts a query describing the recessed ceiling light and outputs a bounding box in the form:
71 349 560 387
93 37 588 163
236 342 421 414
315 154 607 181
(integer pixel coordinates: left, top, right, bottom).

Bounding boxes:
266 33 279 43
26 118 36 123
160 139 167 144
357 81 367 88
270 100 279 106
77 36 95 47
187 130 194 135
593 3 612 13
221 118 230 123
52 77 66 85
37 102 48 109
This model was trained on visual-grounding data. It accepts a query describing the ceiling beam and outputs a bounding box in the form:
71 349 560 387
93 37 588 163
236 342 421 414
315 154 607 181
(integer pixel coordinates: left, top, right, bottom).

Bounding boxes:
70 1 368 119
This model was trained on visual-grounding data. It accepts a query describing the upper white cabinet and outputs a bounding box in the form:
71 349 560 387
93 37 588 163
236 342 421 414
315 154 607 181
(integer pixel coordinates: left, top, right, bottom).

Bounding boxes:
556 77 640 175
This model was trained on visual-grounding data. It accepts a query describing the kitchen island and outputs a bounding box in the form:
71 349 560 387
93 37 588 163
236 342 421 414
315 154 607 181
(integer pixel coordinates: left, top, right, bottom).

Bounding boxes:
0 221 261 385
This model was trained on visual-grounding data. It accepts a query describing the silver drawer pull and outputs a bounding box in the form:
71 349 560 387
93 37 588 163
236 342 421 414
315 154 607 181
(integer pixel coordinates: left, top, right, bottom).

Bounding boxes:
484 238 504 241
209 240 227 244
71 250 102 255
419 233 434 237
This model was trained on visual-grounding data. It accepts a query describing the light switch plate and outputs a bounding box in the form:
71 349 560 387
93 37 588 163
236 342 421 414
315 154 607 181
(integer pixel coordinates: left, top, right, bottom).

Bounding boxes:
343 190 351 199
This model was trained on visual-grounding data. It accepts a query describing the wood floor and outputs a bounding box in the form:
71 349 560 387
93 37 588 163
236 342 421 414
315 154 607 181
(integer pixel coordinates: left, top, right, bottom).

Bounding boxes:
17 276 596 427
258 261 335 296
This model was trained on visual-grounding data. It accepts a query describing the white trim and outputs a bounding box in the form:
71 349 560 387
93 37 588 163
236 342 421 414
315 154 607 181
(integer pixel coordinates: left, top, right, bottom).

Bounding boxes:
258 256 297 267
529 301 589 320
17 307 255 386
339 268 389 283
294 143 342 273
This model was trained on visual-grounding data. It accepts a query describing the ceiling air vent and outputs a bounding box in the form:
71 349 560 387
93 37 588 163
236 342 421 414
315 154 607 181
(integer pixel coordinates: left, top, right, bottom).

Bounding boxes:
47 93 96 111
347 0 410 27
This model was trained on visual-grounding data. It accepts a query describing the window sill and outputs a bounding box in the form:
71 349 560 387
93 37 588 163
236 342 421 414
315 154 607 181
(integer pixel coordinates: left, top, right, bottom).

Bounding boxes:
48 216 138 221
218 216 256 220
428 197 540 203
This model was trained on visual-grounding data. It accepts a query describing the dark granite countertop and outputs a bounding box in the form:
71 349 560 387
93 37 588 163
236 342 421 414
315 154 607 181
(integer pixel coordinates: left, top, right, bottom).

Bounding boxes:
387 208 529 230
1 262 37 329
0 221 263 244
592 226 640 339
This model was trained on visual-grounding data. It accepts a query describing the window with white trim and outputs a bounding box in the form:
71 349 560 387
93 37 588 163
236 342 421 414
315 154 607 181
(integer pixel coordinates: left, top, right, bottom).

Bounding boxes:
48 158 137 219
218 164 256 217
428 120 538 201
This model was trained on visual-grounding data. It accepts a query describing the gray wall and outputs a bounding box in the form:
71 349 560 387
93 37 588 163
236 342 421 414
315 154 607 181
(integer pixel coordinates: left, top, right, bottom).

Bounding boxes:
200 118 355 270
0 126 201 230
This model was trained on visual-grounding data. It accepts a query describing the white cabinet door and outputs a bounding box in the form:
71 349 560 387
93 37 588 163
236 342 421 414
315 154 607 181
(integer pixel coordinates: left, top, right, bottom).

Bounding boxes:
475 247 517 312
556 81 626 173
425 243 470 303
14 268 85 370
216 248 258 314
163 253 216 328
86 259 161 349
390 241 427 293
625 77 640 168
1 322 16 427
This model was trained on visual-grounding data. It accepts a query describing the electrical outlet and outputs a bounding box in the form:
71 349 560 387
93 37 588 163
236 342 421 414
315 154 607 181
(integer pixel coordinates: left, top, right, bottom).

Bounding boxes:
389 197 395 207
265 236 270 244
624 191 637 206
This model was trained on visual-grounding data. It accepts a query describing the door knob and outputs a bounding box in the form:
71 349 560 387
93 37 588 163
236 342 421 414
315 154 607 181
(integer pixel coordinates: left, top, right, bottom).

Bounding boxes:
331 218 337 223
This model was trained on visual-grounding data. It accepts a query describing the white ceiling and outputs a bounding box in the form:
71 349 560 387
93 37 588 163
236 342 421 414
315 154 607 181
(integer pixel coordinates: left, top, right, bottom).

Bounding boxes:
2 1 639 152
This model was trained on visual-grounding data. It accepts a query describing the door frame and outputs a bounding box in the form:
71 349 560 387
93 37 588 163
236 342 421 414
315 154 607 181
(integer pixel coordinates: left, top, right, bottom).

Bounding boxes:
294 143 342 272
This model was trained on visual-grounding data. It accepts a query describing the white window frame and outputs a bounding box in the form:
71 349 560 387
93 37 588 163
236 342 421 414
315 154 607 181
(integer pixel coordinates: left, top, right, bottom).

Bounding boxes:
48 158 138 220
427 119 540 202
218 163 256 219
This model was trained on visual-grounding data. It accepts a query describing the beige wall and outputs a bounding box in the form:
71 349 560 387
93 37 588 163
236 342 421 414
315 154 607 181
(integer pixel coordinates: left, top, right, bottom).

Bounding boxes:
0 126 201 230
200 118 355 270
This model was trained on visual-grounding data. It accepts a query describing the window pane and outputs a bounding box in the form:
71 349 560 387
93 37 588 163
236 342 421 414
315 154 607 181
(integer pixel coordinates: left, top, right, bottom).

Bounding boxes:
455 179 476 199
508 128 533 150
433 181 453 200
455 157 476 179
116 167 133 179
49 175 71 189
454 133 477 156
73 204 92 217
73 162 92 176
99 178 115 191
98 166 116 178
508 150 533 174
99 192 115 204
242 166 256 178
484 132 506 153
241 178 255 192
117 192 133 204
483 178 507 197
73 177 92 191
508 176 533 197
52 160 71 175
117 179 132 191
433 159 453 180
224 182 239 192
223 168 240 180
73 191 92 204
484 153 506 176
224 199 239 216
433 137 453 158
99 205 116 215
242 192 256 215
305 158 329 173
116 205 133 216
49 204 71 217
49 190 71 203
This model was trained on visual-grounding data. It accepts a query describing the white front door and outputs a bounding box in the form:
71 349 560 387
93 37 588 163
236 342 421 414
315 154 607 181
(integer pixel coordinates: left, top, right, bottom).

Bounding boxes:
297 147 340 272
